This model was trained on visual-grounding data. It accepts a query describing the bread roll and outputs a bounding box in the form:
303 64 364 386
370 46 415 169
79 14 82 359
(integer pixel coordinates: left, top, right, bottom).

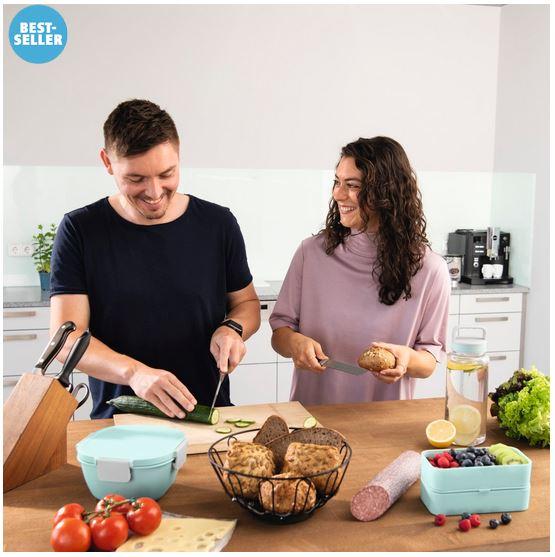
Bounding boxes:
358 346 396 372
259 473 317 514
223 441 275 499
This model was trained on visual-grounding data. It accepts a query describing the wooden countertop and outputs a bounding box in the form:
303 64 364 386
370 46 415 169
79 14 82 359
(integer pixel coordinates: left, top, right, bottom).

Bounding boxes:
3 398 549 551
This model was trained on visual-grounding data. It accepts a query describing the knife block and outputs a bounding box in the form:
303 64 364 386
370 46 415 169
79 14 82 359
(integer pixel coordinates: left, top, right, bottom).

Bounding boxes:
3 373 77 492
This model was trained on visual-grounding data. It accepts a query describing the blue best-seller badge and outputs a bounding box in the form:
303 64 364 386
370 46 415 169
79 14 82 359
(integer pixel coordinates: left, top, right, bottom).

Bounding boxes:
9 5 67 64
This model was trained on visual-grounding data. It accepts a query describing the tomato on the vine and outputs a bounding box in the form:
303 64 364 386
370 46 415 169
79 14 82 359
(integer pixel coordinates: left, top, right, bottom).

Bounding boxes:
50 517 91 552
95 493 132 514
53 503 86 526
126 497 162 535
90 513 129 551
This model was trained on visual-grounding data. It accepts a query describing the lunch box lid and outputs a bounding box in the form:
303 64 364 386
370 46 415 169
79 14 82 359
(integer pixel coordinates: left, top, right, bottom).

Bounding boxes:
76 425 187 469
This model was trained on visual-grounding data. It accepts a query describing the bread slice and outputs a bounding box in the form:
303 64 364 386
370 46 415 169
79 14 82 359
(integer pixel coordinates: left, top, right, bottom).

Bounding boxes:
253 415 290 446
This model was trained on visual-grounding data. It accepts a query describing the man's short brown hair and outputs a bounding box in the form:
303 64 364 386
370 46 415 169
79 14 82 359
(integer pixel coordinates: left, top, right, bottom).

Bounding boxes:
103 99 179 157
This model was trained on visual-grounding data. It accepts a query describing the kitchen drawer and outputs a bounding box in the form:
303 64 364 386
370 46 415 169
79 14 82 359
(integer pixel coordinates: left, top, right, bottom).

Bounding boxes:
277 361 294 402
448 295 460 316
446 314 459 351
459 313 521 352
488 351 520 391
241 303 277 365
72 372 93 421
459 293 522 314
228 363 277 406
3 307 50 330
3 328 63 376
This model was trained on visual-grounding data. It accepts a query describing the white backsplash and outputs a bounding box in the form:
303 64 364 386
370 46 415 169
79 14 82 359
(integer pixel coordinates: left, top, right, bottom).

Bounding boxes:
3 166 534 287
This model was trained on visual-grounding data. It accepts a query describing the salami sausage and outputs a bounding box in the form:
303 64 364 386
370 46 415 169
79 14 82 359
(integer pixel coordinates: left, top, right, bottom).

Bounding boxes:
350 450 420 521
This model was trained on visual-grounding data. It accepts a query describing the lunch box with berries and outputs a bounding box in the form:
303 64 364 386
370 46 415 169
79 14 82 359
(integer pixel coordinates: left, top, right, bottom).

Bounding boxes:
419 446 532 515
76 425 187 500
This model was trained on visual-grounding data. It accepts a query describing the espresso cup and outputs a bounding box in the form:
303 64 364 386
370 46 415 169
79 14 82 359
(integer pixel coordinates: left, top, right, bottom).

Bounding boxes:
492 264 504 279
482 264 493 279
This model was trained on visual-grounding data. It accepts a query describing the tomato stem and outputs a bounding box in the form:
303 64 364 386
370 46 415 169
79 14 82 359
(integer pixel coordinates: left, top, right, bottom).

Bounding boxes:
83 498 137 523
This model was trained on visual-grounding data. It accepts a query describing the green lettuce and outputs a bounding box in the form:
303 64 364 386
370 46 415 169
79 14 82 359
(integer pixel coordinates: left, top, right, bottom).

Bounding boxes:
489 366 550 447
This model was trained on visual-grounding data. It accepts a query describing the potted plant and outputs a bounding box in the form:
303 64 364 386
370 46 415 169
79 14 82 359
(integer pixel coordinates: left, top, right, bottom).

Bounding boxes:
32 223 57 292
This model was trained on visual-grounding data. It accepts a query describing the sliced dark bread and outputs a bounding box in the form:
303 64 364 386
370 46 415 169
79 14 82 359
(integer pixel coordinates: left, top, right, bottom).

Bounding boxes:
253 415 290 446
266 427 346 469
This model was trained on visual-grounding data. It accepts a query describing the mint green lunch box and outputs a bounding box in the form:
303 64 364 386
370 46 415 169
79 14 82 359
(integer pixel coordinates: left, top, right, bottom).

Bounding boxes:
76 425 187 500
420 447 531 515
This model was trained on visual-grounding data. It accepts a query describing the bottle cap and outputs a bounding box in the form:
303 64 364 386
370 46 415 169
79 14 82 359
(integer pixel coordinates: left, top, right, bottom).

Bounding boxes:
451 326 487 356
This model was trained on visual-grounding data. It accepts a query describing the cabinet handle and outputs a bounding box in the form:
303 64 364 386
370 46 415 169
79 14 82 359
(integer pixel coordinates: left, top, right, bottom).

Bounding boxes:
3 333 38 342
475 297 509 303
489 355 507 361
260 304 268 310
3 311 37 318
474 316 509 323
3 377 20 386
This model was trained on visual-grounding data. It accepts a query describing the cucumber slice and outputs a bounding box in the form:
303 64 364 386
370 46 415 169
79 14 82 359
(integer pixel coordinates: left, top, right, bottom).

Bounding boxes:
303 416 317 429
234 421 252 428
224 418 243 424
215 427 232 434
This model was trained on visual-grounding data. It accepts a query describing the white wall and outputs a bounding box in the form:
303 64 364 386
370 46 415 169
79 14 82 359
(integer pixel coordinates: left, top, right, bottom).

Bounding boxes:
4 4 500 170
493 5 549 374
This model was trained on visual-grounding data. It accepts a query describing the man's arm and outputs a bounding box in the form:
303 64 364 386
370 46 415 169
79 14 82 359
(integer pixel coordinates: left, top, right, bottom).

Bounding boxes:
209 282 261 373
50 294 197 417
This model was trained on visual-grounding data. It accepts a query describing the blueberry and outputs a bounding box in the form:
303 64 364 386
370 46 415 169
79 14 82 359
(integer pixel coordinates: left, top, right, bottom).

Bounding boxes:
450 449 458 458
482 457 492 466
474 460 484 466
465 452 476 460
461 512 471 520
461 459 474 467
467 447 477 453
501 512 512 525
489 519 500 529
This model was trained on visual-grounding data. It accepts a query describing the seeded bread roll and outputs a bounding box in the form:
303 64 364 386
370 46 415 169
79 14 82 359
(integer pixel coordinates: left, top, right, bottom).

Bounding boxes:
358 346 396 372
259 472 317 514
223 441 275 500
282 442 343 495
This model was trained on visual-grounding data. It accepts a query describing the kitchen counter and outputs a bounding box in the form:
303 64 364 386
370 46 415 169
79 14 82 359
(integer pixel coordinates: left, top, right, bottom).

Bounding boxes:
2 282 531 307
3 398 549 552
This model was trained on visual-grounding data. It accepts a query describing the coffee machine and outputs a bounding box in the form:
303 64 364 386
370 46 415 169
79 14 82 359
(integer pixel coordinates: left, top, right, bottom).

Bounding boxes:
447 228 513 285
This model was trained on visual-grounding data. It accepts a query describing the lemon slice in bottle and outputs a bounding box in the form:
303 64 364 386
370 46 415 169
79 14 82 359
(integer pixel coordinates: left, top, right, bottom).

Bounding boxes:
449 404 482 444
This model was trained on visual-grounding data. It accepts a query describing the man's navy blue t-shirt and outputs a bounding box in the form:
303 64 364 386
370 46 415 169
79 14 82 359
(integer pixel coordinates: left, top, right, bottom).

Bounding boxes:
50 195 253 418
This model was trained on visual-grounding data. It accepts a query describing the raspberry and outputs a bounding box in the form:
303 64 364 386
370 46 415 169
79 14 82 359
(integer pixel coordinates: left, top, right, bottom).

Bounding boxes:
442 452 454 462
459 519 472 532
469 514 481 527
449 461 460 468
434 514 446 526
428 458 437 467
437 457 450 468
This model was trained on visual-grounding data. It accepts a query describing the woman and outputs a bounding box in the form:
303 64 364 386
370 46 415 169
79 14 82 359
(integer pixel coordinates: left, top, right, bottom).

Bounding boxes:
269 137 450 404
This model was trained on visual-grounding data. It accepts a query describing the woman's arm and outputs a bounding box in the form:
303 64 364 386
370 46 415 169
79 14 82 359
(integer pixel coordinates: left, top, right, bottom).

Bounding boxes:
271 326 328 373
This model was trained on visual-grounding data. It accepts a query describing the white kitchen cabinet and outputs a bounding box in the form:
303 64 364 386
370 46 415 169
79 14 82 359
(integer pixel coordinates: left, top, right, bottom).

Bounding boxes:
459 312 521 352
413 364 446 400
460 293 522 315
228 363 277 406
488 351 520 390
241 302 276 365
277 361 294 402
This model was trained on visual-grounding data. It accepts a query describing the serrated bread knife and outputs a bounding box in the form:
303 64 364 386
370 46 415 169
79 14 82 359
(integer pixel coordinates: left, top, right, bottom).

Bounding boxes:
318 358 368 376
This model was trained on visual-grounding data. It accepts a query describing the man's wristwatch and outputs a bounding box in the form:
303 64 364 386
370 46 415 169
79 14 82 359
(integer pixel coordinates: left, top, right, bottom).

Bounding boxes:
220 319 243 338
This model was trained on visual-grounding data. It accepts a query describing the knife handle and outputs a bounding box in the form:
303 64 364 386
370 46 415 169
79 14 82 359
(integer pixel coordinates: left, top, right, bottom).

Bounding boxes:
34 321 76 374
57 330 91 388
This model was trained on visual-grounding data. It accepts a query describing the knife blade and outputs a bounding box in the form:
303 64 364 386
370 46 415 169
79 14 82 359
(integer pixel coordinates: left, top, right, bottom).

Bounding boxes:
33 321 76 374
56 329 91 388
318 358 368 376
208 371 226 419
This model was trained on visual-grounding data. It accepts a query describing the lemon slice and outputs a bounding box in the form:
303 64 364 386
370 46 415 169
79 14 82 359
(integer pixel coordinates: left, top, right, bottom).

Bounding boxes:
449 404 482 445
425 419 456 448
447 361 482 372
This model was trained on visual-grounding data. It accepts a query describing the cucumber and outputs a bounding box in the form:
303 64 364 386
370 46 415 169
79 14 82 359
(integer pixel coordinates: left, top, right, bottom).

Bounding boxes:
106 395 219 425
225 418 243 424
215 427 232 434
303 416 317 429
234 421 252 428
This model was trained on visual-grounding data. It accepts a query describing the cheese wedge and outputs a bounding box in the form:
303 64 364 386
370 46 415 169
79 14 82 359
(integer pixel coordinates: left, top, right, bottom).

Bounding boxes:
116 517 236 552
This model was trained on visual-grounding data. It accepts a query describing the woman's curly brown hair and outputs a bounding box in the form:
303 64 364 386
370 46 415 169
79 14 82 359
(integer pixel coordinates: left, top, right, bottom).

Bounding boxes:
321 137 429 305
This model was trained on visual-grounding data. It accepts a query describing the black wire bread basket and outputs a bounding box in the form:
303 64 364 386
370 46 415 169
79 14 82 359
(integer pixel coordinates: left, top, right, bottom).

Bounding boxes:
207 428 352 524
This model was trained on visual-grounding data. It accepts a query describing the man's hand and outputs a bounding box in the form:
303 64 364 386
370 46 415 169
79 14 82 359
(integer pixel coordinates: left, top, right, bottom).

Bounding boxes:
210 326 246 373
369 341 411 384
128 366 197 418
291 333 328 373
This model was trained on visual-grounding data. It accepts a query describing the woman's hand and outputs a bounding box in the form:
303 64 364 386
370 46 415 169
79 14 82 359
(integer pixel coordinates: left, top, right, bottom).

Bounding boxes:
291 333 328 373
369 341 411 384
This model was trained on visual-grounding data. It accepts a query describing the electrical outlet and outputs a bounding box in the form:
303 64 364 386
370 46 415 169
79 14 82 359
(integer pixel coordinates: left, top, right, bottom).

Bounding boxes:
8 244 21 256
22 244 34 256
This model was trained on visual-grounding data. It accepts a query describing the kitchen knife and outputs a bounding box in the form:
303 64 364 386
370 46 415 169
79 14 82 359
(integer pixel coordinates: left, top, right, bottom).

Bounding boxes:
33 321 76 374
318 358 368 376
208 371 226 420
56 329 91 388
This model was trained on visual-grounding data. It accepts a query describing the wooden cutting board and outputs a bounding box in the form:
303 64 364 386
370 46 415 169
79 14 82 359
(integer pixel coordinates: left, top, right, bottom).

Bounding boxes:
113 401 320 455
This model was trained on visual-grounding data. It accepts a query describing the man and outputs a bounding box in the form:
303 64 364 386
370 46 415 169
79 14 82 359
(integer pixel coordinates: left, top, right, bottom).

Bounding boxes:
50 99 260 418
